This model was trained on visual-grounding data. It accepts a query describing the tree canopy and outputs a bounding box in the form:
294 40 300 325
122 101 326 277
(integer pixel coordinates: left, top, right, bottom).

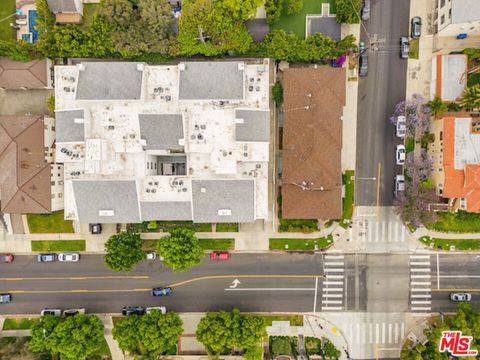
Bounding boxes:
104 231 145 272
335 0 361 24
112 311 183 357
196 309 266 359
157 228 203 272
29 314 104 360
462 84 480 110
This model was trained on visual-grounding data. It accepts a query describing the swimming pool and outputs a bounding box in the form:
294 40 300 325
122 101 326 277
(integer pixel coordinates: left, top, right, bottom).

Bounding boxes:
28 10 39 43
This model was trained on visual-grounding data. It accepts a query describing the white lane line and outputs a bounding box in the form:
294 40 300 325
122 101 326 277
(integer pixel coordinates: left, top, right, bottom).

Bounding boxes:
375 221 380 243
401 323 405 340
313 276 318 313
411 274 431 278
437 253 440 290
325 255 344 260
394 221 399 242
411 288 431 292
388 323 392 344
375 323 380 344
401 224 406 242
382 323 386 344
325 275 344 279
356 323 360 345
321 306 342 311
438 275 480 278
412 300 431 305
322 300 343 304
411 294 432 298
325 262 345 266
411 281 431 285
322 293 343 298
324 268 345 272
411 268 431 272
225 288 315 291
387 221 392 243
410 262 431 266
324 281 343 286
410 255 430 259
323 287 343 292
369 323 373 344
411 307 432 311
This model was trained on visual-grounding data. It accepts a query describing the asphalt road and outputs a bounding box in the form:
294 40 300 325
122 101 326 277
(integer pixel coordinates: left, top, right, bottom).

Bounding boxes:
355 0 410 206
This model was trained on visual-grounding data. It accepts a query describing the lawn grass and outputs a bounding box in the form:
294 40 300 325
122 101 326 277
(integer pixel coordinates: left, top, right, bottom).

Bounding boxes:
88 335 112 359
80 3 99 31
199 238 235 250
427 211 480 233
405 136 415 153
31 240 85 252
271 0 335 39
263 315 304 327
409 38 419 59
269 235 333 250
340 170 355 228
468 72 480 87
419 236 480 251
0 0 15 41
2 317 38 330
216 223 239 232
278 219 318 233
27 211 74 233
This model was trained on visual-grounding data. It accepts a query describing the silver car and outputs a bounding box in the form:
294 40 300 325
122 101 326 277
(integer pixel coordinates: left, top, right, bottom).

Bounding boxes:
146 306 167 314
41 309 62 316
361 0 370 21
400 37 409 59
450 293 472 302
394 175 405 196
58 253 80 262
411 17 422 39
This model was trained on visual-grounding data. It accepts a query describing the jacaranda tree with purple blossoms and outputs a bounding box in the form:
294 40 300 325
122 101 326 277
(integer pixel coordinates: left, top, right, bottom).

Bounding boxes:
390 94 432 141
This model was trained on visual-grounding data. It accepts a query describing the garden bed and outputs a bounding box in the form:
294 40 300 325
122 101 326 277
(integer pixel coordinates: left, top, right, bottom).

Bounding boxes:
27 211 74 233
269 336 299 358
31 240 85 252
419 236 480 251
427 211 480 233
199 238 235 250
263 315 303 327
339 170 355 228
216 223 239 232
128 221 212 233
269 236 333 250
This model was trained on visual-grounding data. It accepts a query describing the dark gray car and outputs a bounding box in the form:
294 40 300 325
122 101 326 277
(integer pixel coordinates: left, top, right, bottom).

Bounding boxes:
411 17 422 39
37 253 57 262
359 54 368 77
400 37 409 59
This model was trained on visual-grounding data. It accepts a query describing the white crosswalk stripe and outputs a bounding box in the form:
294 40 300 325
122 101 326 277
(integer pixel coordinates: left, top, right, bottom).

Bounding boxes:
346 321 406 346
410 254 432 312
321 256 345 311
353 219 407 243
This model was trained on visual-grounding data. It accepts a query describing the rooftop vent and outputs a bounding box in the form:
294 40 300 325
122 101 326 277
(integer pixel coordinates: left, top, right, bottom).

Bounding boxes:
179 63 186 71
238 63 245 71
76 64 85 71
99 210 114 217
137 63 145 72
218 209 232 216
201 187 206 193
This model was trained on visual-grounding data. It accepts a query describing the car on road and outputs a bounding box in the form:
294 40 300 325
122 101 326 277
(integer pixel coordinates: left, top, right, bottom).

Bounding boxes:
58 253 80 262
411 16 422 39
122 306 146 316
359 54 368 77
146 251 157 260
0 294 12 304
394 175 405 195
64 308 85 317
211 251 231 261
450 293 472 302
41 309 62 316
396 145 406 165
146 306 167 314
89 223 102 234
151 287 173 297
396 116 407 138
37 253 57 262
400 37 410 59
0 254 14 263
361 0 370 21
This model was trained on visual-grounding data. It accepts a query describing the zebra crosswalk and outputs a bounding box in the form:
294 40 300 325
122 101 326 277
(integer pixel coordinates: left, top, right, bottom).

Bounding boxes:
346 321 405 347
410 254 432 313
350 219 407 243
321 255 345 311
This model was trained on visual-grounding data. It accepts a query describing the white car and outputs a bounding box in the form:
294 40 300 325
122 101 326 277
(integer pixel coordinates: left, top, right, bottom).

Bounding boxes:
394 175 405 195
396 115 407 138
450 293 472 302
41 309 62 316
58 253 80 262
146 251 157 260
396 145 406 165
146 306 166 314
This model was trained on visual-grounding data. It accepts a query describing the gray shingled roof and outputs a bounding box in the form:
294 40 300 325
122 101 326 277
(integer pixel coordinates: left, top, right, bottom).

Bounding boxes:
72 180 140 223
47 0 79 13
191 180 255 222
56 109 85 142
76 62 144 100
141 201 192 221
308 17 341 41
139 114 184 151
235 109 270 142
179 62 244 100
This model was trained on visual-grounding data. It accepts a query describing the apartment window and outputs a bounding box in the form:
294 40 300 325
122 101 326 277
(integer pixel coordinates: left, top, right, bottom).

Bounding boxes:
51 181 55 186
147 162 150 169
441 14 445 24
440 131 443 141
440 0 445 7
59 180 64 185
449 9 451 18
51 126 55 131
59 193 63 198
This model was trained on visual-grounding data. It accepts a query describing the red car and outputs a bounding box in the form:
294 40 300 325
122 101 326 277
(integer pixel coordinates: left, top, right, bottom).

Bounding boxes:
211 251 230 261
0 254 14 263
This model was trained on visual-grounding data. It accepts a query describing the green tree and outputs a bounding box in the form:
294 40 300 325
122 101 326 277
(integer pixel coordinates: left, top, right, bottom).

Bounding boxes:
157 228 203 272
462 84 480 110
320 339 340 360
237 315 266 349
271 337 292 356
29 315 61 353
47 95 55 113
113 311 183 357
104 231 145 272
427 96 447 119
272 81 283 105
285 0 303 15
335 0 361 24
265 0 283 24
196 310 238 356
0 40 42 61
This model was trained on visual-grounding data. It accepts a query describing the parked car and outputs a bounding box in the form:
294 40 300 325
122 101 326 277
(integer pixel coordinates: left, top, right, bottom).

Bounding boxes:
359 54 368 77
411 16 422 39
394 175 405 195
89 223 102 234
396 115 407 138
146 306 167 314
211 251 231 261
122 306 145 316
146 251 157 260
361 0 370 21
63 308 85 317
400 37 410 59
0 294 12 304
37 253 57 262
359 41 366 54
58 253 80 262
396 144 406 165
41 309 62 316
450 293 472 302
151 287 173 297
0 254 14 263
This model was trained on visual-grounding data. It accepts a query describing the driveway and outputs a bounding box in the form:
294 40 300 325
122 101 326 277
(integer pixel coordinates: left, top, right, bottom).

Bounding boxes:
0 89 53 115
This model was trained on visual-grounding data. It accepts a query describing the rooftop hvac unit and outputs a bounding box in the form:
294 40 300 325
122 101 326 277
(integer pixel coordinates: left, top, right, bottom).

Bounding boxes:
99 210 114 217
179 63 186 71
238 63 245 71
178 138 185 146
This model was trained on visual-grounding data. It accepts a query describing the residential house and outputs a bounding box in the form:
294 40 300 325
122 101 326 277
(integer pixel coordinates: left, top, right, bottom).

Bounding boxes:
46 0 83 24
436 0 480 37
281 67 346 220
431 54 468 101
54 60 271 224
0 58 50 90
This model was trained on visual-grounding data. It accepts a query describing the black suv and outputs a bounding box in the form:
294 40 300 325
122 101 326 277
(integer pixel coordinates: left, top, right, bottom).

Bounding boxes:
122 306 146 316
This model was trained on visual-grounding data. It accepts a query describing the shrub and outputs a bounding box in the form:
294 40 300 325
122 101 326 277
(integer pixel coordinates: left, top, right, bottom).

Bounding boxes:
272 81 283 105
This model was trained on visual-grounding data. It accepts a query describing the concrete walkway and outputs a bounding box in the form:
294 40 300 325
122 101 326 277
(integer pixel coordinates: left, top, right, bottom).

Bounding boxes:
413 227 480 239
98 315 126 360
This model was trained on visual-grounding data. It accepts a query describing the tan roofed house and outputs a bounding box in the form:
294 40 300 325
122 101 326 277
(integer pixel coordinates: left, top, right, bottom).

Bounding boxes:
0 58 49 89
46 0 83 24
0 115 52 213
282 67 346 220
